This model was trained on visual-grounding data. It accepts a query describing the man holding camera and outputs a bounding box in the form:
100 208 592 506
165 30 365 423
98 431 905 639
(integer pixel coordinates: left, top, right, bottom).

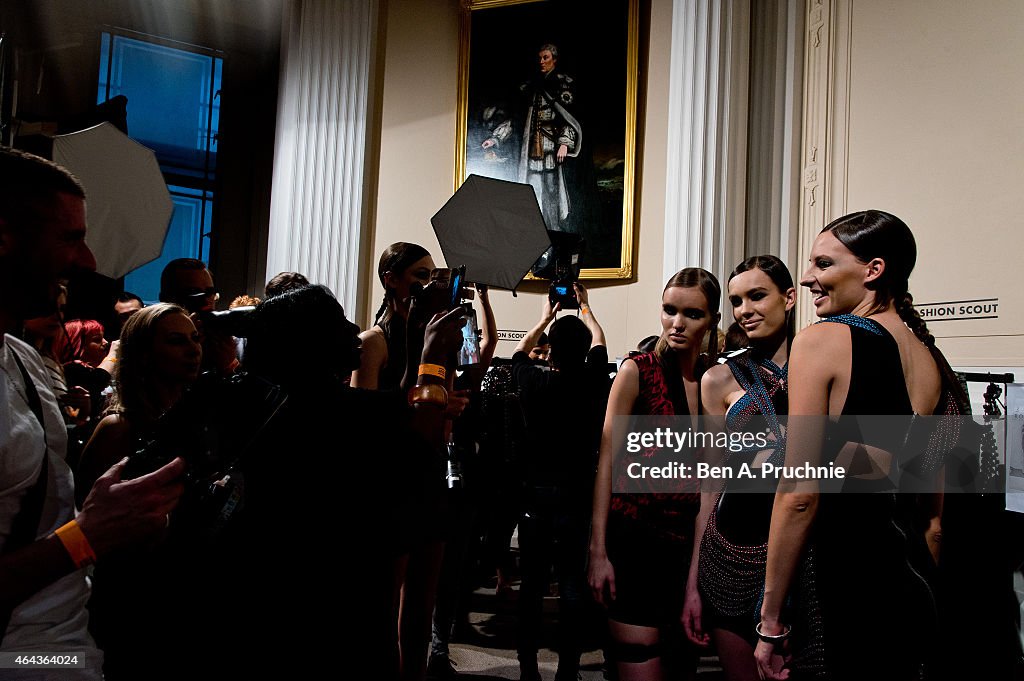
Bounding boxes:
511 283 610 681
0 147 184 679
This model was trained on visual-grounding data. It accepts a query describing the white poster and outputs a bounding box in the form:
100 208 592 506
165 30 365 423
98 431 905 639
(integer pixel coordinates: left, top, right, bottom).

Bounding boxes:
1006 384 1024 512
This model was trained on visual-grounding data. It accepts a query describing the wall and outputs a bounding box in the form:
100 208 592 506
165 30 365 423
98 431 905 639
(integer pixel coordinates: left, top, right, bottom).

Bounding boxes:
369 0 675 360
816 0 1024 367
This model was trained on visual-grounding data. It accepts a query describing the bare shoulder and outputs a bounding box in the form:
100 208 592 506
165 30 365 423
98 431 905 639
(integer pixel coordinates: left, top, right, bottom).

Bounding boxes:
358 326 386 348
358 327 388 363
701 362 739 412
791 321 850 354
615 356 640 381
91 413 132 442
790 322 851 375
701 362 735 392
352 326 388 389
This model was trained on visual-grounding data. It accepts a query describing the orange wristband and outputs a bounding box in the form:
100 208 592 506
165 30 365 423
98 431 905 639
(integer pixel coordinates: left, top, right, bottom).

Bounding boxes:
54 520 97 568
418 363 447 380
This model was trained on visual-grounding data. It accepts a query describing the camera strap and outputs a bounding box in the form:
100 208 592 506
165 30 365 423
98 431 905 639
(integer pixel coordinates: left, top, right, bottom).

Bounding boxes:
0 348 52 646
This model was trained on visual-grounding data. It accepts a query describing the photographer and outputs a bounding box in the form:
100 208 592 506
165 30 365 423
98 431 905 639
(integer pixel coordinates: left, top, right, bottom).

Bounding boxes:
234 284 466 680
511 283 611 681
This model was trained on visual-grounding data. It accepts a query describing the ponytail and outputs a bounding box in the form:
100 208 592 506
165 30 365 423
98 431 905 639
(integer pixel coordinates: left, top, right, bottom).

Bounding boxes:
897 291 970 414
373 294 390 328
894 291 934 348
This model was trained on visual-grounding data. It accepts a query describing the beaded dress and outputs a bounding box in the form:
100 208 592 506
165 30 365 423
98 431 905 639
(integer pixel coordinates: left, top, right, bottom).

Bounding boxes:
696 348 788 641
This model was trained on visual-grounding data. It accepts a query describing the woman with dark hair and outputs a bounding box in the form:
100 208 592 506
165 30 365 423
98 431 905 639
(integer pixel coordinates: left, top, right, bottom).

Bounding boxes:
352 243 494 681
353 241 434 391
753 211 967 680
588 267 721 681
681 255 795 681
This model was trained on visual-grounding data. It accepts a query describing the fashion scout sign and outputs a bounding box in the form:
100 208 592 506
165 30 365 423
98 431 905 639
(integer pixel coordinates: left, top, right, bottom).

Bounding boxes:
917 298 999 323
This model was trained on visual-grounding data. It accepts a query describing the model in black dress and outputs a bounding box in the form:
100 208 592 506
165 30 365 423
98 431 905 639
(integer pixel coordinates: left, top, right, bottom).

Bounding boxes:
754 211 968 681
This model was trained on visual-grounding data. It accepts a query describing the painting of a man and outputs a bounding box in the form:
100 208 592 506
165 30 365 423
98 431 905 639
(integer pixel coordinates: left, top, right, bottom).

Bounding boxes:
461 0 638 275
482 44 584 232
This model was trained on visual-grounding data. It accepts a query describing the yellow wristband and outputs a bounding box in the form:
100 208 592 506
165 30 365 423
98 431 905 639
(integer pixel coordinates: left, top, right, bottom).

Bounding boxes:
54 519 97 568
418 363 447 380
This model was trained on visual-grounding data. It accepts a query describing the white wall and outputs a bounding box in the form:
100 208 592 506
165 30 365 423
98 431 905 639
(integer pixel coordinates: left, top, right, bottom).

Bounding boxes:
368 0 675 359
832 0 1024 367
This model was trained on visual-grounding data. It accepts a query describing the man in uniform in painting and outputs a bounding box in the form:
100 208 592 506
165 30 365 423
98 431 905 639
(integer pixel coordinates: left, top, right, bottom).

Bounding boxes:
482 43 583 232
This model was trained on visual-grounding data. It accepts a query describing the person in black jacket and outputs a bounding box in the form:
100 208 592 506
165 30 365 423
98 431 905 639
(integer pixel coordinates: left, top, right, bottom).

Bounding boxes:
512 283 610 681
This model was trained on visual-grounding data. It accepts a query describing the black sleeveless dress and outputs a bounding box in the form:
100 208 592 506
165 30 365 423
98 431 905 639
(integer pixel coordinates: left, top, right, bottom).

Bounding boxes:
697 350 787 642
788 315 938 680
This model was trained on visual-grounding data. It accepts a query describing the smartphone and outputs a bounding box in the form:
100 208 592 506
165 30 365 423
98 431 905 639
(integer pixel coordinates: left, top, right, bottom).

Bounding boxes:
458 305 481 367
450 267 464 309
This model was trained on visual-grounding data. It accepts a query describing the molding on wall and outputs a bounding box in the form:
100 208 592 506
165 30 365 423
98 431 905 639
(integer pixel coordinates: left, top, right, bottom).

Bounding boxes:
266 0 378 314
795 0 852 328
663 0 750 286
745 0 804 266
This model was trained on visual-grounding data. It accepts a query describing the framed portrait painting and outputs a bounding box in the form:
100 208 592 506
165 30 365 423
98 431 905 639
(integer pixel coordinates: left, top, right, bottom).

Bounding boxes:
456 0 640 279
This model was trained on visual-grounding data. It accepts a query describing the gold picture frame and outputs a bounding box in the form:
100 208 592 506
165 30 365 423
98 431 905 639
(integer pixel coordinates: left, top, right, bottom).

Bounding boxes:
455 0 640 279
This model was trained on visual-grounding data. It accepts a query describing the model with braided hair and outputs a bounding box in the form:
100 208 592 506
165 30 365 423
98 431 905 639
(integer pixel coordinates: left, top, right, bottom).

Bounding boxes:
352 242 434 391
754 211 968 681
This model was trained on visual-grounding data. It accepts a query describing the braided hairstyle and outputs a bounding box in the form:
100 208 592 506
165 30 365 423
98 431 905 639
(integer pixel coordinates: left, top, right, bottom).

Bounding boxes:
822 210 967 411
655 267 722 376
373 242 431 335
822 210 926 342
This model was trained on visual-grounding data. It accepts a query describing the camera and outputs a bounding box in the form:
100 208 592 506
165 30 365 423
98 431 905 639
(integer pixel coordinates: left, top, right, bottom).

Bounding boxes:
411 266 470 317
548 281 577 309
413 265 482 367
122 371 288 537
198 306 256 338
531 231 584 310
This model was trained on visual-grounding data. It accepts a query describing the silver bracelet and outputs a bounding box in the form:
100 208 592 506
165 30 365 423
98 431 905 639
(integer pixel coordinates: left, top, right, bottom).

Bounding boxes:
755 621 792 644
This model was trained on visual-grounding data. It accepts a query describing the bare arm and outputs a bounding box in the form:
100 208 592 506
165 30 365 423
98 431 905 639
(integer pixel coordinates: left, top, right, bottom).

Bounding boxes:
408 308 467 448
97 339 119 376
755 324 843 679
476 285 498 369
350 328 386 390
682 365 734 645
515 298 558 355
1 456 185 612
574 283 606 349
588 359 639 606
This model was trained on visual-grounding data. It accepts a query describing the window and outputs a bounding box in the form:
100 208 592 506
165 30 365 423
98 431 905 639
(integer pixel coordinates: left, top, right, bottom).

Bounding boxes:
97 30 223 302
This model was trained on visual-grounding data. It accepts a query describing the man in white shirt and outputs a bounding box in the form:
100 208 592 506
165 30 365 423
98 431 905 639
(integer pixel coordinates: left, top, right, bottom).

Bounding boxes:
0 146 185 679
